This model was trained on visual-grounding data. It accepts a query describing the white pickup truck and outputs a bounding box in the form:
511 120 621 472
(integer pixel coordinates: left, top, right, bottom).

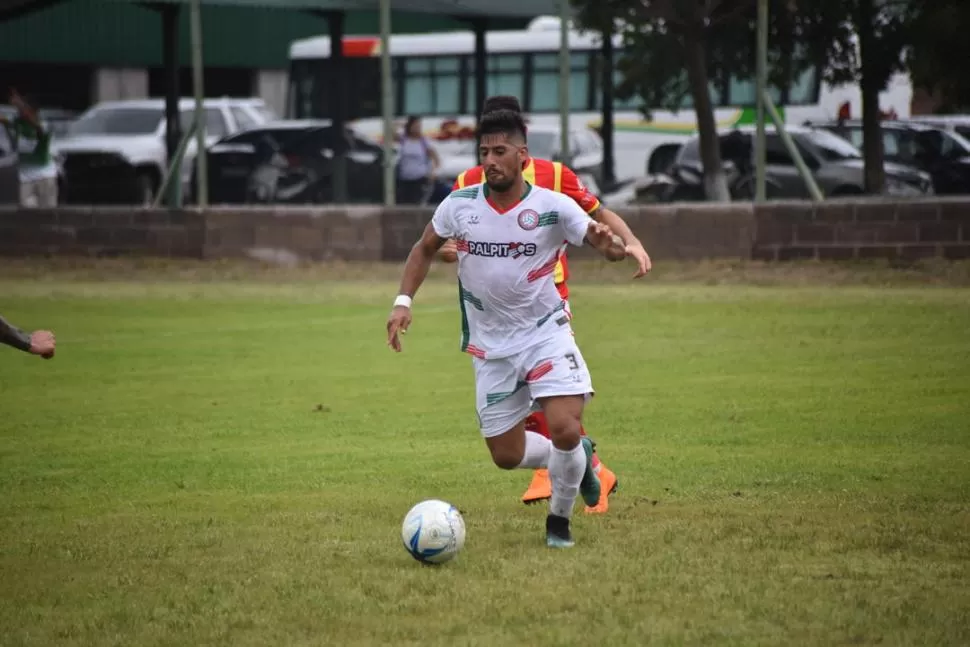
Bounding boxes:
52 97 275 205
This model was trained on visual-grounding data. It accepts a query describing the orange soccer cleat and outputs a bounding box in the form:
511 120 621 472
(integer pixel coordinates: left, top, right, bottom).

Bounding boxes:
583 463 619 514
521 468 552 504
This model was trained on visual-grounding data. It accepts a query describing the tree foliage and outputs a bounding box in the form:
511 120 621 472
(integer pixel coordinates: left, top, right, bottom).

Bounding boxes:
575 0 970 197
908 0 970 111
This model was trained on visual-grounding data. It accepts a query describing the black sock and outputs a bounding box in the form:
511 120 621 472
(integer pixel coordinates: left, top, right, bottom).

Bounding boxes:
546 514 571 540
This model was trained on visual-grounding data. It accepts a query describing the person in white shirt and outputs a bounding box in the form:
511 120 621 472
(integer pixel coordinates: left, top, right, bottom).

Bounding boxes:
386 109 634 548
2 89 58 207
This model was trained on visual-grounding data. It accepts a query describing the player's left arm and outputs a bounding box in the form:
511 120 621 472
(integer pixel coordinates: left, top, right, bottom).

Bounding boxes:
559 165 651 277
0 314 55 358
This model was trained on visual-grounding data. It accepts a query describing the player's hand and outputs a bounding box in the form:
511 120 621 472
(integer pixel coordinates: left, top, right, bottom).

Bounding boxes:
28 330 55 359
386 306 412 352
585 221 616 251
626 243 652 278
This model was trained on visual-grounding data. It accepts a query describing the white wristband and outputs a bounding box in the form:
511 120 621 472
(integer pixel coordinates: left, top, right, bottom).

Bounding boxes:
393 294 413 309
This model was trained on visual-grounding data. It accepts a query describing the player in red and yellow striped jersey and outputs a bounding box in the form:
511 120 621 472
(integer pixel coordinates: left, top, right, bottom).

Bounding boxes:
439 96 652 514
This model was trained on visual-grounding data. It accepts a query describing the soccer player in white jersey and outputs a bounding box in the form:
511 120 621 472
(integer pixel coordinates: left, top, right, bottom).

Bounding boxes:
386 110 633 548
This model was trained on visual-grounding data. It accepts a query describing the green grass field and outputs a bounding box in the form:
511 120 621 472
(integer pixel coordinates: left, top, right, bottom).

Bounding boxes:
1 259 969 646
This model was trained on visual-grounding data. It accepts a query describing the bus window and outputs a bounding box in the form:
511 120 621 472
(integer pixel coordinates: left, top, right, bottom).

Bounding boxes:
465 54 526 110
530 52 591 112
403 58 434 114
435 57 461 115
401 56 463 116
289 57 383 120
787 66 820 105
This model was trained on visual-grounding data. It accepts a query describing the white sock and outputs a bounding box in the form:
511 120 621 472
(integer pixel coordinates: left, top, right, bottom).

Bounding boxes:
548 442 585 518
517 431 551 469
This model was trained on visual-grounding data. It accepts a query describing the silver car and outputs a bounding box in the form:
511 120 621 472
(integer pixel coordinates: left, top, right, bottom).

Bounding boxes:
674 125 934 199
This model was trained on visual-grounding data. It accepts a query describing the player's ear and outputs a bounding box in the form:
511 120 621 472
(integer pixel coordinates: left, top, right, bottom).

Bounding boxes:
518 144 528 163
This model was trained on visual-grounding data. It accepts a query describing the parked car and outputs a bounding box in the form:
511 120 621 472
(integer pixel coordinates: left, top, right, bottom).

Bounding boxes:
52 97 274 205
435 123 604 191
668 126 932 201
811 119 970 195
909 115 970 141
195 120 385 205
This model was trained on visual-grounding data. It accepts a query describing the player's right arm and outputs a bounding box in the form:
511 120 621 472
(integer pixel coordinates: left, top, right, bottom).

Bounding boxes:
387 200 455 352
436 169 479 263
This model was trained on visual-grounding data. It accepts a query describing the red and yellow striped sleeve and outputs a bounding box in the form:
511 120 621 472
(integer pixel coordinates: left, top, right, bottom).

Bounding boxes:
453 166 484 190
557 164 601 214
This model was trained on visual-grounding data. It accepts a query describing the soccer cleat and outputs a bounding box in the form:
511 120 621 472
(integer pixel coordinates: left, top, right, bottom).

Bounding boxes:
545 514 575 548
521 468 552 505
579 437 601 508
583 464 619 514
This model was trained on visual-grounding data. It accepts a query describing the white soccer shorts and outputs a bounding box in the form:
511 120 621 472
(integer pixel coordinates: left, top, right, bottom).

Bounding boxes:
473 331 594 438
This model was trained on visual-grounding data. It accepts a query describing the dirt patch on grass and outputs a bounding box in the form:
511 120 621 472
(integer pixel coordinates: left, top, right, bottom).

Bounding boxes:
1 255 969 288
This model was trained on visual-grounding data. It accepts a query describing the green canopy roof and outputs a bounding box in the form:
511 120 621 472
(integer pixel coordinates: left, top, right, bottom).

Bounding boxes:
2 0 570 20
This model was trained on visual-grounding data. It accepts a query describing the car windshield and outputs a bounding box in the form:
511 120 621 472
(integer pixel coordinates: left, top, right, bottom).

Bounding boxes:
943 129 970 154
69 107 162 136
803 130 862 161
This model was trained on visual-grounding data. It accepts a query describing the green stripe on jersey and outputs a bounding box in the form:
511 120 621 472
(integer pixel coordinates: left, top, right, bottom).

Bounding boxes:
537 211 559 226
450 187 479 199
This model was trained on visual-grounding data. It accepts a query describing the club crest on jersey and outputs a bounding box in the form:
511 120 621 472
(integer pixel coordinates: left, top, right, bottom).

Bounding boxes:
466 240 537 258
517 209 539 231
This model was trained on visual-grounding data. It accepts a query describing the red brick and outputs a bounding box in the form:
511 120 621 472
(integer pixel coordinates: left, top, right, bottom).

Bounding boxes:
813 202 855 223
938 200 970 223
894 201 940 222
943 244 970 260
794 224 836 244
777 246 817 261
856 245 900 259
897 245 941 260
755 220 794 246
919 221 960 243
853 202 897 222
816 246 856 261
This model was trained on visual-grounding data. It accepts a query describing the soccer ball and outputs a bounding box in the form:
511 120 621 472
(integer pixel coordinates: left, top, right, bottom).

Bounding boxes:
401 499 466 565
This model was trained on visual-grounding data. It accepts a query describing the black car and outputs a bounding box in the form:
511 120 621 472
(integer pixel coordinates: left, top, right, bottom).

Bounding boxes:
195 120 384 205
813 120 970 195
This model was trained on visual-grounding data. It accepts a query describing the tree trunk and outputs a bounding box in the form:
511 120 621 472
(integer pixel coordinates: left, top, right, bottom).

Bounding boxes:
857 0 886 193
683 29 730 201
600 26 616 189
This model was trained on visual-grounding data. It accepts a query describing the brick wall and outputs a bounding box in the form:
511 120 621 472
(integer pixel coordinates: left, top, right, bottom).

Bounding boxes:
0 206 205 257
203 205 385 262
753 198 970 261
1 199 968 263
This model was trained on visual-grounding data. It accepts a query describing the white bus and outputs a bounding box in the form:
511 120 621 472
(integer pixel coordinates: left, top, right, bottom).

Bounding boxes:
287 17 913 183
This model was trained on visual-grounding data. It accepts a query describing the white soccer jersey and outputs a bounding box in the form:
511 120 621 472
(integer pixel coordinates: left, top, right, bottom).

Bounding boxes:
431 182 594 359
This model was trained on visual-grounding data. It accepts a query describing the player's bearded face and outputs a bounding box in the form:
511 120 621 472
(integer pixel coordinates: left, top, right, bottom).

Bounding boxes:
479 133 526 192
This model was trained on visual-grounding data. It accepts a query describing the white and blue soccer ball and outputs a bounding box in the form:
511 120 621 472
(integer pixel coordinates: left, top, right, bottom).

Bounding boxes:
401 499 466 564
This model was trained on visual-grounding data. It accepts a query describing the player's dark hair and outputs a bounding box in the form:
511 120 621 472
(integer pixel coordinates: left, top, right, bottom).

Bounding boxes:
475 109 527 143
482 95 522 114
